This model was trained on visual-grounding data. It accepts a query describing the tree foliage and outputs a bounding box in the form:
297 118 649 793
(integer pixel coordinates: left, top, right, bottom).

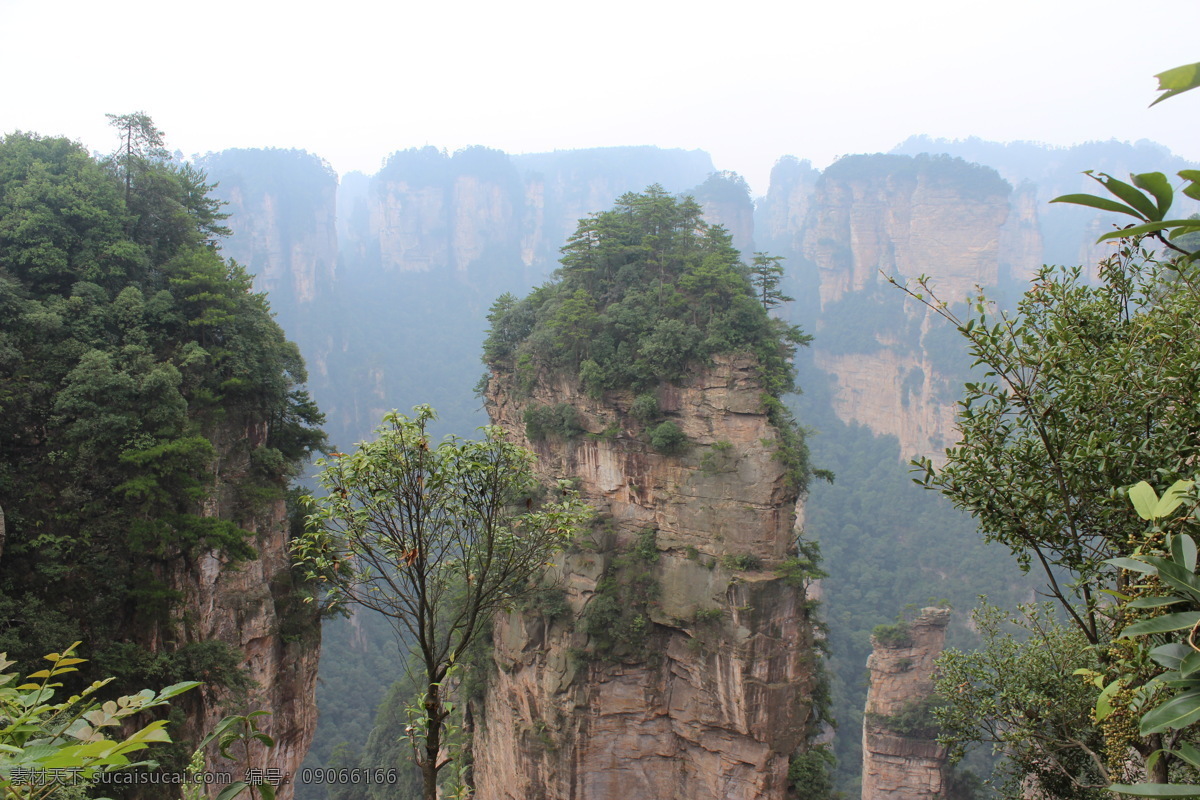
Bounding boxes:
1150 61 1200 106
895 241 1200 794
934 603 1107 800
481 186 821 491
481 185 810 398
0 642 198 799
749 252 794 310
293 406 588 800
0 123 324 711
896 65 1200 790
902 241 1200 645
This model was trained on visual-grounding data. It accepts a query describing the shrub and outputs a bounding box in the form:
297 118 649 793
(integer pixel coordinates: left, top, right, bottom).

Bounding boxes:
869 694 942 739
649 421 687 454
580 531 662 660
630 528 659 564
630 393 659 423
699 439 736 474
788 744 836 800
872 621 912 648
776 542 827 587
721 552 762 571
522 585 571 622
0 643 200 793
524 403 583 441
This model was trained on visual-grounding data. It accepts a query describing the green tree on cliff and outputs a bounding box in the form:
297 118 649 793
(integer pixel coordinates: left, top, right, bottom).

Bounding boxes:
750 251 793 310
482 185 819 488
0 119 324 749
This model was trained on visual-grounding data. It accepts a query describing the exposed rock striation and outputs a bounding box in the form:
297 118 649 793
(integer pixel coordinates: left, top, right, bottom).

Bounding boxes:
473 355 823 800
860 608 950 800
202 149 339 309
794 154 1042 460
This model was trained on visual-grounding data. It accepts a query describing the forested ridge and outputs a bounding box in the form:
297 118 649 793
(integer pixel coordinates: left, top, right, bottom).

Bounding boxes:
0 120 324 771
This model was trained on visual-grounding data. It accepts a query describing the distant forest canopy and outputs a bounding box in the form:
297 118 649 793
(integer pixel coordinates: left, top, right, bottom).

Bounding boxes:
0 127 324 767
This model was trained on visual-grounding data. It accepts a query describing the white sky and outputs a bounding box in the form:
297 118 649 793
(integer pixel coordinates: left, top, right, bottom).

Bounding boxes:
3 0 1197 194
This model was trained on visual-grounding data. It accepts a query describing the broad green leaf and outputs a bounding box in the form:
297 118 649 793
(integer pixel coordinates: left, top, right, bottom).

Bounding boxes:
1169 224 1200 241
1107 556 1156 574
1179 170 1200 202
1159 481 1195 521
1151 62 1200 106
1140 558 1200 603
154 681 200 701
1140 689 1200 735
1149 642 1188 670
1097 221 1194 242
1172 741 1200 770
1130 481 1160 520
1050 193 1145 218
1130 596 1186 609
1120 611 1200 638
1180 650 1200 679
1109 782 1200 797
215 781 250 800
1132 172 1174 216
1174 533 1199 573
1086 172 1161 220
1096 678 1125 721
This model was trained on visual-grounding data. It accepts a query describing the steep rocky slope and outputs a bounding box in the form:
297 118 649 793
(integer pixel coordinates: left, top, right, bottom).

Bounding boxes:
769 154 1042 461
168 434 320 799
473 356 822 799
860 608 950 800
202 149 338 308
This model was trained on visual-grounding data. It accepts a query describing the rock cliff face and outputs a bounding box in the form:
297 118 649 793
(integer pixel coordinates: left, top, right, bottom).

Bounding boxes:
369 169 522 277
813 343 959 462
761 157 821 256
166 425 320 800
356 146 716 285
791 155 1042 460
203 149 339 310
219 185 337 305
860 608 950 800
803 158 1013 309
473 355 822 800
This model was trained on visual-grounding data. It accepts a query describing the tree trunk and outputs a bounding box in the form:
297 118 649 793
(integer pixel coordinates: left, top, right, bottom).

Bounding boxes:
1149 734 1169 784
422 682 443 800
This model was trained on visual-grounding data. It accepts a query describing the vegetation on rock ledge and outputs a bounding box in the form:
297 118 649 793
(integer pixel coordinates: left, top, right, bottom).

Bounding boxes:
482 185 822 489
